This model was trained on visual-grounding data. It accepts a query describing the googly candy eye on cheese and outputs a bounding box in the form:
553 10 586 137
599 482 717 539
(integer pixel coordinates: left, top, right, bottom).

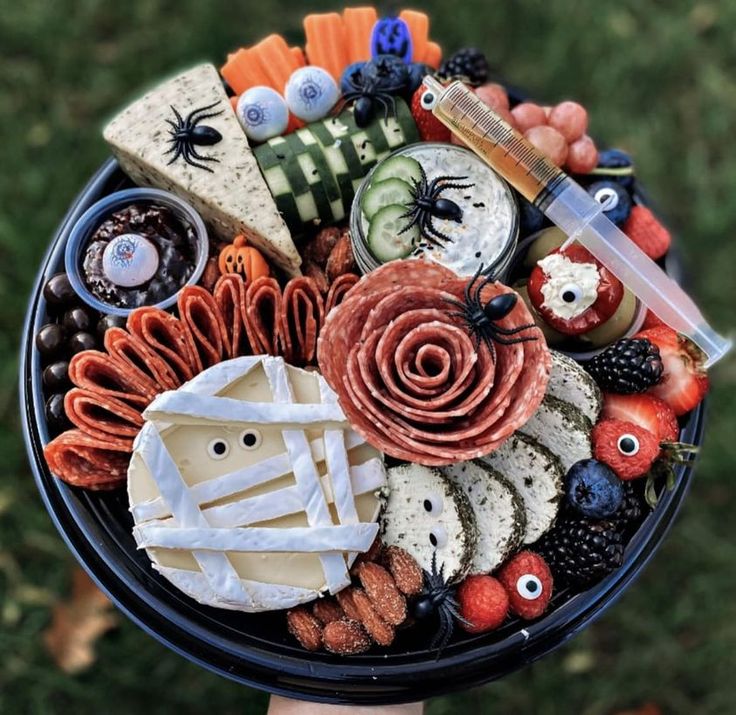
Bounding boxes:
103 64 302 276
128 355 387 612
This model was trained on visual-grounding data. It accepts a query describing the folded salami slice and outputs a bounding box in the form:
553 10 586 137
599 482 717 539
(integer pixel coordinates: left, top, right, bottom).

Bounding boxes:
325 273 359 314
244 276 282 356
178 285 229 372
44 429 131 490
281 277 324 366
68 350 154 408
64 387 143 444
214 273 251 358
104 327 179 392
127 307 197 386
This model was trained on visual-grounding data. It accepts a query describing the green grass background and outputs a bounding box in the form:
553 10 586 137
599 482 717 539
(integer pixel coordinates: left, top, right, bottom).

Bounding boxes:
1 1 735 713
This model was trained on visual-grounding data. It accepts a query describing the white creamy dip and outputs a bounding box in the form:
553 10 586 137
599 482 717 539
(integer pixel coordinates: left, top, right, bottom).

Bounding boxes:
538 253 600 320
359 144 518 278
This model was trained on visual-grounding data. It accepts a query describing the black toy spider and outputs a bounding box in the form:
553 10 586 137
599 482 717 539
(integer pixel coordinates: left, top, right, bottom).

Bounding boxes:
340 56 407 127
399 164 475 247
413 551 469 653
165 102 224 173
444 264 539 362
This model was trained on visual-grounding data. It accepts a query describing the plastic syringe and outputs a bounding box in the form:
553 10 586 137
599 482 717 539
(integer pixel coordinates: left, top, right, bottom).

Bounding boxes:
422 77 731 367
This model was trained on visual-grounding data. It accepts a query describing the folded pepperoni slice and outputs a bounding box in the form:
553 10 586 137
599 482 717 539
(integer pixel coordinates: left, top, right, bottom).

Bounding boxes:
281 277 324 366
44 429 131 490
127 307 197 386
103 327 178 392
68 350 154 408
214 273 251 359
244 276 282 356
325 273 359 314
178 285 229 372
63 388 143 444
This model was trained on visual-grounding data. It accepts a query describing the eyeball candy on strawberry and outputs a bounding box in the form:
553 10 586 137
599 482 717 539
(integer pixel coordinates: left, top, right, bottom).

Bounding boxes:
634 326 709 416
592 418 660 480
284 66 340 122
456 574 509 633
527 244 624 335
565 458 624 518
497 551 554 620
411 86 451 142
236 86 289 143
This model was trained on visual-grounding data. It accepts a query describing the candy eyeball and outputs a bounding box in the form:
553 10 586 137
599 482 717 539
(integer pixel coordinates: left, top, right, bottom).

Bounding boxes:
207 437 230 460
102 234 159 288
419 88 438 112
617 433 640 455
516 574 544 601
587 180 632 226
239 428 262 451
422 492 444 517
236 87 289 143
560 282 584 305
428 523 448 549
284 67 340 122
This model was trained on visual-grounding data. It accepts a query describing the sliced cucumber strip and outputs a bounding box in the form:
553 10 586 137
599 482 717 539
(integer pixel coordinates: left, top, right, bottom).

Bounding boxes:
361 178 414 220
366 204 419 262
372 155 423 187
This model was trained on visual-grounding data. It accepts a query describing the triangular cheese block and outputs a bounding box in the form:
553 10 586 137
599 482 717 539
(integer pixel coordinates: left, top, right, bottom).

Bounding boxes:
104 64 302 276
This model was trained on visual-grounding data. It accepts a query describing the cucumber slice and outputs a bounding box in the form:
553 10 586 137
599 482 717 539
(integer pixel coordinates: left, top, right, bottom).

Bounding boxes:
361 178 414 220
366 204 419 262
372 155 423 186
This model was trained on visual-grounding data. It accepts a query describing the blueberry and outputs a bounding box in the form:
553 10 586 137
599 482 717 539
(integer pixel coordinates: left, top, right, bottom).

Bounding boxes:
362 54 408 92
518 195 548 236
588 180 632 226
594 148 635 189
565 459 624 519
340 62 366 94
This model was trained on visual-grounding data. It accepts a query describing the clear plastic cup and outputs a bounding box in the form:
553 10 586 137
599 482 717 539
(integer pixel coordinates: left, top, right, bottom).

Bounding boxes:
64 188 209 317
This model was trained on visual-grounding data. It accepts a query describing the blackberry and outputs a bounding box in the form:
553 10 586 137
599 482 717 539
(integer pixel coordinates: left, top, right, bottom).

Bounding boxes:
584 338 663 393
437 48 489 86
536 511 624 587
610 482 647 534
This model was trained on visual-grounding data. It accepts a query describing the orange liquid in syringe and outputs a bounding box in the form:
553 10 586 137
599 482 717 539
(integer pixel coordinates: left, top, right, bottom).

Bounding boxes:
433 81 565 205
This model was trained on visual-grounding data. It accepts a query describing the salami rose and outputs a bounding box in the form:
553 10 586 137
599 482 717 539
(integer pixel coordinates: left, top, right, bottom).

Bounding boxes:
317 262 551 465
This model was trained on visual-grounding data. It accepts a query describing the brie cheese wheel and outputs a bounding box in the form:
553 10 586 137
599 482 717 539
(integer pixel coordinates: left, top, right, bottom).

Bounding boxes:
104 64 302 276
128 355 386 612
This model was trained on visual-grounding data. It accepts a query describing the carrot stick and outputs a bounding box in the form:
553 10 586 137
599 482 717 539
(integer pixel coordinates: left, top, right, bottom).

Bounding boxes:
290 46 306 68
253 34 298 93
343 7 378 63
221 48 270 95
304 12 348 80
229 95 239 114
423 41 443 69
399 10 429 63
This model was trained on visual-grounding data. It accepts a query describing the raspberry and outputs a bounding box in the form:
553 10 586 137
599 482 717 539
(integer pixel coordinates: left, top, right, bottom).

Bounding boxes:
623 205 672 260
497 551 554 620
456 575 509 633
592 418 660 480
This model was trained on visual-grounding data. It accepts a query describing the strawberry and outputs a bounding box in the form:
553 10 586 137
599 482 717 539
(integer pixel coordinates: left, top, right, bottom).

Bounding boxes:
497 551 553 619
641 309 666 330
623 205 672 260
592 418 660 479
411 87 451 142
635 326 709 416
455 574 509 633
601 392 680 442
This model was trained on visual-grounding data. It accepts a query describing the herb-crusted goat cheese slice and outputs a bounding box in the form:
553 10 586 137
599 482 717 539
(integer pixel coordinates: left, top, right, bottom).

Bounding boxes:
380 464 478 581
480 433 564 544
103 64 301 276
547 351 603 423
442 460 526 574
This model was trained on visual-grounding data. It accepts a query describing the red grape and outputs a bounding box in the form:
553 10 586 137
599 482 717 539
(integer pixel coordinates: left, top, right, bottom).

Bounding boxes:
525 125 569 167
511 102 547 133
566 134 599 173
548 101 588 142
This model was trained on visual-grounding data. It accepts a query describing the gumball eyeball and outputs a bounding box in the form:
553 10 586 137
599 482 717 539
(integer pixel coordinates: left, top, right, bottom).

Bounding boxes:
102 234 159 288
285 66 340 122
236 87 289 143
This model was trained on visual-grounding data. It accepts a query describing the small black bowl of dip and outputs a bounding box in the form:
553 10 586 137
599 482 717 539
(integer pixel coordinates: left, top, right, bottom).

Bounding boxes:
64 188 208 317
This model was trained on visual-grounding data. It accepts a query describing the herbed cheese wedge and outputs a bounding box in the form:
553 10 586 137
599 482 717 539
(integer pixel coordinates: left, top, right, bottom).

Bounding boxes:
518 395 593 474
547 351 603 423
480 433 564 545
442 461 526 574
380 464 478 581
103 64 301 276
